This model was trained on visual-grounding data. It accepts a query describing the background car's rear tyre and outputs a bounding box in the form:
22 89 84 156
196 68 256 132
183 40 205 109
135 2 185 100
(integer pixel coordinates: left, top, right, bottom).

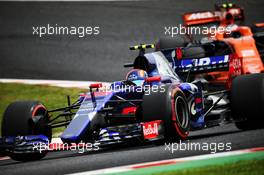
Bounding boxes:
183 46 205 58
155 36 189 51
2 101 52 161
231 73 264 130
142 84 190 141
155 36 205 59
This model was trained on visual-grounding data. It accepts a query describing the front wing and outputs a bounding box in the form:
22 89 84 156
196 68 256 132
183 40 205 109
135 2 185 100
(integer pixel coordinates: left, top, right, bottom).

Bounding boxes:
0 120 164 155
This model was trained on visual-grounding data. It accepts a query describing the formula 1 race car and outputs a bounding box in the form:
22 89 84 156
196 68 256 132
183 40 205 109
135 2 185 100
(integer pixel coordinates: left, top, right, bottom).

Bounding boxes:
0 44 263 161
180 3 264 83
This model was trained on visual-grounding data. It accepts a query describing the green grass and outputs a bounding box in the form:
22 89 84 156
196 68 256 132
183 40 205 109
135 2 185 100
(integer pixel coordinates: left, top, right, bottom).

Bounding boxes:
0 83 86 136
151 159 264 175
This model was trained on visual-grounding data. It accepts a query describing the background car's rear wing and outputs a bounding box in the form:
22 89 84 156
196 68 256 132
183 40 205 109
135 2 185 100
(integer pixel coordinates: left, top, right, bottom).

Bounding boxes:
182 3 244 26
183 11 220 26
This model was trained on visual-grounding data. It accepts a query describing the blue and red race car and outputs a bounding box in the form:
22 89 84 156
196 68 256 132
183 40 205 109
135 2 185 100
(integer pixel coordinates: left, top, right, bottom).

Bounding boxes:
0 44 263 161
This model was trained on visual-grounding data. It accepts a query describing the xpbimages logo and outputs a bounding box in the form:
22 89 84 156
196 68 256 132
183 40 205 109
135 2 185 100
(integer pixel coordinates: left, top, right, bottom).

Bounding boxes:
32 24 100 38
164 24 231 37
165 141 232 154
33 141 100 153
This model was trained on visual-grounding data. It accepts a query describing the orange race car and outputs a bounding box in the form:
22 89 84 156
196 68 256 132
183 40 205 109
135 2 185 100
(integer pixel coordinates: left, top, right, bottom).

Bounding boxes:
182 3 264 84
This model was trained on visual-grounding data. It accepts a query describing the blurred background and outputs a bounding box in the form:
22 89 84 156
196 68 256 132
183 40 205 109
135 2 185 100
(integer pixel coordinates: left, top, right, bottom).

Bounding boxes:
0 0 263 82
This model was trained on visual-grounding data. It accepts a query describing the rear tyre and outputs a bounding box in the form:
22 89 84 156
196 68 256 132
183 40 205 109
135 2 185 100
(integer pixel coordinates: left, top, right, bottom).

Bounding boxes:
155 36 189 51
231 73 264 130
183 46 205 58
2 101 52 161
142 84 190 141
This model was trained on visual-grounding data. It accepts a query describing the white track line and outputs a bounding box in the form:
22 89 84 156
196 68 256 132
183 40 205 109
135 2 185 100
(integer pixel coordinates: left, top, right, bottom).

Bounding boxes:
0 79 110 89
0 156 10 161
68 147 264 175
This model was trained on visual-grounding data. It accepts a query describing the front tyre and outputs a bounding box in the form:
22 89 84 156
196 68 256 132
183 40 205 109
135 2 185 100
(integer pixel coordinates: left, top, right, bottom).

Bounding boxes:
2 101 52 161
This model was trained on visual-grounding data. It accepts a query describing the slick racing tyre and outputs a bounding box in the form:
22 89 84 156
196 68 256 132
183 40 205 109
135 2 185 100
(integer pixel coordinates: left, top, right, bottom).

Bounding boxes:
231 73 264 130
2 101 52 161
142 84 190 141
155 36 189 51
183 46 205 59
155 36 205 59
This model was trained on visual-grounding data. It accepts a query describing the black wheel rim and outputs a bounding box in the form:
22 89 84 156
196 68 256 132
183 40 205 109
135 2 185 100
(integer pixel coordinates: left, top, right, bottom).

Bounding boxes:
174 96 189 129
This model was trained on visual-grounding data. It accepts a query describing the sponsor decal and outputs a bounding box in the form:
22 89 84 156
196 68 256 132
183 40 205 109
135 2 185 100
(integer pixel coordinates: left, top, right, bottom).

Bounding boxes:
187 12 215 20
128 74 138 81
142 121 160 139
195 97 202 104
228 8 240 15
246 64 261 73
241 49 255 57
228 54 242 87
174 55 229 72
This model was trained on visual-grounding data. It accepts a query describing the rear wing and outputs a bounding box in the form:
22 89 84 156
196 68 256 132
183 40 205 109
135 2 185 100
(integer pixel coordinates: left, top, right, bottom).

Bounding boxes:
161 47 243 88
183 3 244 26
127 44 242 87
127 44 233 74
173 55 229 73
161 48 238 75
183 11 220 26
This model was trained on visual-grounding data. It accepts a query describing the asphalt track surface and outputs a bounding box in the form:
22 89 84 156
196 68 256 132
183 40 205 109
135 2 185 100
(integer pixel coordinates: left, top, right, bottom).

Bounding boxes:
0 124 263 174
0 0 264 174
1 0 264 82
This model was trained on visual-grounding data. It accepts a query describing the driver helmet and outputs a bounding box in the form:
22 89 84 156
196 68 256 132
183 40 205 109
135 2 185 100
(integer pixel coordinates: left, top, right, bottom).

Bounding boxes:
126 69 148 86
